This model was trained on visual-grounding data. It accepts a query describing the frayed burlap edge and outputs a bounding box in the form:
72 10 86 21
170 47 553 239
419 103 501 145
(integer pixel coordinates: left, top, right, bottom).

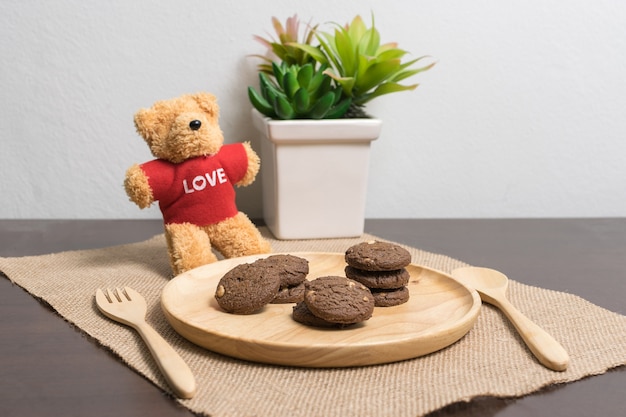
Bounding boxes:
1 228 625 417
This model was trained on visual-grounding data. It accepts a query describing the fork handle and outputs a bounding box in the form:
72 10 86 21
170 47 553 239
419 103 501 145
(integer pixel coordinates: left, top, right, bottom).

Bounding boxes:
134 321 197 398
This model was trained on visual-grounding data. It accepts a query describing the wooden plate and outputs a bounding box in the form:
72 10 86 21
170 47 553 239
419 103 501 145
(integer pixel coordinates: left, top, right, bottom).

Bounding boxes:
161 252 481 368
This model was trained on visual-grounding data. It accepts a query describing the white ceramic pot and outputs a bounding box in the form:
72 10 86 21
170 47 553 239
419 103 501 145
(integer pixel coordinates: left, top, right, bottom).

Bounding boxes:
252 109 382 240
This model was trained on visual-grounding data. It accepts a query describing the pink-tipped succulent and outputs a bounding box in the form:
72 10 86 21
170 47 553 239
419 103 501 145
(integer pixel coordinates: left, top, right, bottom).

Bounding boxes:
251 14 318 74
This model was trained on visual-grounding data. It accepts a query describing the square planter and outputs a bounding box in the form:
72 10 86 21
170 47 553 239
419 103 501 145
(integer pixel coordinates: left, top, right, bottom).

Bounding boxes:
252 109 382 240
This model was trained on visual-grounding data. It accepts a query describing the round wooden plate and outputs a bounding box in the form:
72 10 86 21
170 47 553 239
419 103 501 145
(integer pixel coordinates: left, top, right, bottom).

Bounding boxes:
161 252 481 368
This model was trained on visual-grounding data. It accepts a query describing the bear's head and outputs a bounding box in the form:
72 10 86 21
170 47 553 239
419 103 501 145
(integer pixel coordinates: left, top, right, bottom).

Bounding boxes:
134 92 224 163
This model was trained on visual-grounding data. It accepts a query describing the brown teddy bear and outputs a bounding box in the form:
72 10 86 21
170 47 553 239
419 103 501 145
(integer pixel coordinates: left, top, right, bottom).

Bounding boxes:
124 92 271 275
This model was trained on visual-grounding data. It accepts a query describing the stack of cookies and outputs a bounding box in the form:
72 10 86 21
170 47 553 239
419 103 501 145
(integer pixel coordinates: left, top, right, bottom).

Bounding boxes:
292 276 375 328
344 241 412 307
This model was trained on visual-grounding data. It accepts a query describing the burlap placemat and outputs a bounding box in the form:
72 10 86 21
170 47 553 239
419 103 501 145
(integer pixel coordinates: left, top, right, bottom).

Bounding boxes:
1 228 625 417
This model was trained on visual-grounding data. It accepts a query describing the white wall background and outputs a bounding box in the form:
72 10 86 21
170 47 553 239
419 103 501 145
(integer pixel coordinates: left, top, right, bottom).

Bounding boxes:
2 0 625 220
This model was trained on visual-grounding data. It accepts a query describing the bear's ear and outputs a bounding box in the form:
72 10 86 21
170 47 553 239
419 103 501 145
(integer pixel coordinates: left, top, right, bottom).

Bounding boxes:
134 107 162 146
192 92 219 119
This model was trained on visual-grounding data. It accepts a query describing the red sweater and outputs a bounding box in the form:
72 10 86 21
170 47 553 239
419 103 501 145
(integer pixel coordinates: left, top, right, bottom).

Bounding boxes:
140 143 248 226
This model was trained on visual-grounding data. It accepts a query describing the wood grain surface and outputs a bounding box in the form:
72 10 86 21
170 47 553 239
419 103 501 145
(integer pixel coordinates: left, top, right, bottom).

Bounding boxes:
161 252 481 367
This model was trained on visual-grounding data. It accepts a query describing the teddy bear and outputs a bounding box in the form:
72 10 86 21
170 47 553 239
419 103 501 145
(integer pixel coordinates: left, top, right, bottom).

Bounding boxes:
124 92 271 276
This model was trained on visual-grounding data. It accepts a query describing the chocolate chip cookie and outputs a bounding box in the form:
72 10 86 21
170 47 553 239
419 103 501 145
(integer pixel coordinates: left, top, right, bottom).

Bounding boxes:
345 241 411 271
344 266 410 289
370 286 410 307
292 301 346 328
214 263 281 314
254 254 309 287
303 276 374 324
271 282 305 304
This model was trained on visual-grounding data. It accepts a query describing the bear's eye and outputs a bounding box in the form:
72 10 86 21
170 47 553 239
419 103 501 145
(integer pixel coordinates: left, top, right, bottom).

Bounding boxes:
189 120 202 130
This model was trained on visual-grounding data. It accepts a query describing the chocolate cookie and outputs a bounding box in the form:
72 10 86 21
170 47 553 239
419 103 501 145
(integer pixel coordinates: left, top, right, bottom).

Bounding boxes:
303 276 374 324
292 302 346 328
271 282 305 304
214 263 280 314
254 254 309 287
370 286 410 307
344 266 410 289
345 241 411 271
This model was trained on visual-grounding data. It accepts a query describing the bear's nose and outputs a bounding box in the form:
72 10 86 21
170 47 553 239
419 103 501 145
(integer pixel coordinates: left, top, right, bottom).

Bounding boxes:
189 120 202 130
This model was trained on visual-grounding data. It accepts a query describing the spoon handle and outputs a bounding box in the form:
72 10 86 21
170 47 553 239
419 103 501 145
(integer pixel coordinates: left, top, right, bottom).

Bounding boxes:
495 297 569 371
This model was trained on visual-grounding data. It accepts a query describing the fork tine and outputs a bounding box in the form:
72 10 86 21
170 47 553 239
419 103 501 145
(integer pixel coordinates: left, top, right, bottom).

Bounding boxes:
123 287 145 302
115 287 125 302
95 288 107 304
96 288 121 303
121 288 130 301
121 287 133 301
96 287 143 304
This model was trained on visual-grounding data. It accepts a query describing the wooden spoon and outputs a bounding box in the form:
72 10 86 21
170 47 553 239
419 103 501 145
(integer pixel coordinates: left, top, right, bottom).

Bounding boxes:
451 267 569 371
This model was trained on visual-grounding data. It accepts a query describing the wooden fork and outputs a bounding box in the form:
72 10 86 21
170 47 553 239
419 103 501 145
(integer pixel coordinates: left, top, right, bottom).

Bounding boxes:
95 287 196 398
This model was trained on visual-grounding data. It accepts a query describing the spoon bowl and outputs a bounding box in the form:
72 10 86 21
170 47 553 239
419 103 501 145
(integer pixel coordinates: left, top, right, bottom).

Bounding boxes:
452 267 509 305
451 267 569 371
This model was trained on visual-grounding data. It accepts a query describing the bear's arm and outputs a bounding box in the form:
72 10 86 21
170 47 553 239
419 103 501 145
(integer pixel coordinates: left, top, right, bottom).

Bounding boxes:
124 164 154 208
236 142 261 187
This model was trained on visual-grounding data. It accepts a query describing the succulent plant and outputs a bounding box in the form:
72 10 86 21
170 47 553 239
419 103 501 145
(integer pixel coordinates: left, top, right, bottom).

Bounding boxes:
291 15 435 116
249 14 434 119
248 62 352 120
251 14 318 75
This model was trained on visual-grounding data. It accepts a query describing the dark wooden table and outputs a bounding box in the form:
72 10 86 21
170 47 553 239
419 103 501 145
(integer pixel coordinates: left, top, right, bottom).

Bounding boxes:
1 219 624 417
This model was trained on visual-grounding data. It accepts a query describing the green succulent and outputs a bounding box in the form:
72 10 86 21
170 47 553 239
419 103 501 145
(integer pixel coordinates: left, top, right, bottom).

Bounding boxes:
291 15 436 112
249 14 434 119
248 62 352 120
